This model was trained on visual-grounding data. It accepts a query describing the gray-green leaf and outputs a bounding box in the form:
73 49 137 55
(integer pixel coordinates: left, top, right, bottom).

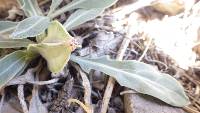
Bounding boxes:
50 0 118 18
0 38 35 48
0 21 18 34
11 16 50 39
64 8 104 30
64 0 117 10
70 55 190 107
0 50 29 89
47 0 63 16
17 0 43 17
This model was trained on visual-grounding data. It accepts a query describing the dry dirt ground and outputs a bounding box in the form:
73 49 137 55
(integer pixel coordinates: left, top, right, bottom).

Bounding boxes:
0 0 200 113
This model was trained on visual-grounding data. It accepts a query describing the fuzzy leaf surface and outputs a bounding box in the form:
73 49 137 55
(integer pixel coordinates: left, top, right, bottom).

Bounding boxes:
64 8 104 30
11 16 50 39
59 0 117 11
0 38 35 48
47 0 63 16
17 0 43 16
0 50 29 89
50 0 118 18
0 21 18 34
70 55 190 107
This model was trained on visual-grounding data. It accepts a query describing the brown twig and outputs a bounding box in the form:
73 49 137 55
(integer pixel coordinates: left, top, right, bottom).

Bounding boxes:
138 37 152 61
73 63 93 113
183 106 200 113
68 98 91 113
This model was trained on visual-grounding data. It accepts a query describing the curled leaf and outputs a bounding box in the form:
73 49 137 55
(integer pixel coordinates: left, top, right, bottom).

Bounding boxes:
40 20 73 43
28 43 73 73
28 21 75 73
70 55 190 107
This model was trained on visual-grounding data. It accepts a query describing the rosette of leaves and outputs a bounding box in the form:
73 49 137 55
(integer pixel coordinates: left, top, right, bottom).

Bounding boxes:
0 0 190 107
0 0 118 89
0 20 75 89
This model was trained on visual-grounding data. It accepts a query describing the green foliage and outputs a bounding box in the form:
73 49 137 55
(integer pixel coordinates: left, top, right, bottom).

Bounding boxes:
50 0 118 29
0 50 30 89
17 0 43 17
0 21 18 34
64 8 104 30
70 55 190 107
28 21 74 73
50 0 118 18
67 0 118 9
0 0 190 107
11 16 50 39
0 38 35 48
47 0 63 16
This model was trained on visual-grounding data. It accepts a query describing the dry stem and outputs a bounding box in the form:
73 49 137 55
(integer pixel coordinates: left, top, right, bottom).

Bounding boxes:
73 63 93 113
18 85 28 113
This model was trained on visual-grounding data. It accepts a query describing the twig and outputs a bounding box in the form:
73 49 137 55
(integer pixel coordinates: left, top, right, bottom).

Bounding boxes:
39 0 49 6
18 85 28 113
27 78 59 85
144 59 168 70
7 69 58 86
73 63 93 113
183 106 200 113
120 90 137 95
138 37 152 62
68 98 91 113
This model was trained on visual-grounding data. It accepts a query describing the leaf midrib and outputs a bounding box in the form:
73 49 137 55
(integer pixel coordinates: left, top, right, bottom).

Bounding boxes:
14 17 46 37
0 40 33 44
0 56 25 77
64 9 102 29
72 56 184 101
29 0 37 16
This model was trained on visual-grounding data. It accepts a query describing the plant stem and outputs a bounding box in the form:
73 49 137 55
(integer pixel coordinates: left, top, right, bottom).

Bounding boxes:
73 63 93 113
183 106 200 113
18 85 28 113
